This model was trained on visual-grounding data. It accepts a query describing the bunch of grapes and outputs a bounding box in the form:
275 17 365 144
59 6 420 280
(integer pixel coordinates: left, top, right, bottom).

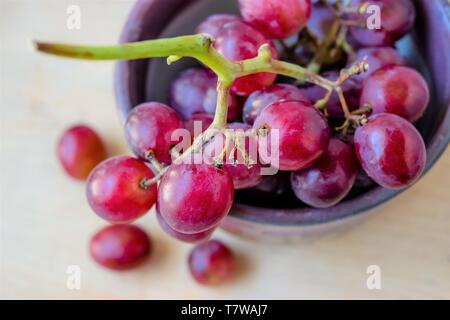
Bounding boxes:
53 0 429 283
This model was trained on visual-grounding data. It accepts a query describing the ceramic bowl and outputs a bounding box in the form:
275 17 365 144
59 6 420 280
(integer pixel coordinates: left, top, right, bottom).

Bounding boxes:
115 0 450 240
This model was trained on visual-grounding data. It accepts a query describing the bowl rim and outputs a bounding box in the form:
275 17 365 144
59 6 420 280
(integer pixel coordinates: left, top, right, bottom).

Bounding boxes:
115 0 450 227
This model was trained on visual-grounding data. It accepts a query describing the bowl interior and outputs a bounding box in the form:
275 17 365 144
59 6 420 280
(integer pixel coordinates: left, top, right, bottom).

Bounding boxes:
117 0 450 226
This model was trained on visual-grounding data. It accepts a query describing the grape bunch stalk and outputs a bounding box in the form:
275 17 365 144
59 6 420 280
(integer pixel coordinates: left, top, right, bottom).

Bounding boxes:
45 0 428 249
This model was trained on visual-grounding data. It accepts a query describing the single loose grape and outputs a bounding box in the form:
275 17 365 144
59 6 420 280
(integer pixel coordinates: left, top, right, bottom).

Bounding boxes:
57 125 106 180
90 225 151 271
188 240 235 285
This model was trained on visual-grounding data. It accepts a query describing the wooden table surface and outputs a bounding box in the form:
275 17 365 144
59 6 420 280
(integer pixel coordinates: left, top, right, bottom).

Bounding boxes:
1 0 449 300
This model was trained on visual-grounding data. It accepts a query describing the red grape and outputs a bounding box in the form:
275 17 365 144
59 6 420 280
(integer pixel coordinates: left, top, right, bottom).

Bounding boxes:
156 210 215 243
188 240 235 285
253 100 330 171
354 113 426 189
360 65 429 123
300 71 361 120
196 14 241 37
243 84 312 125
349 0 416 47
86 156 157 223
169 68 241 121
157 163 234 234
350 47 406 82
238 0 312 39
184 112 214 140
90 225 151 271
214 21 278 96
125 102 184 164
57 125 106 180
291 138 359 208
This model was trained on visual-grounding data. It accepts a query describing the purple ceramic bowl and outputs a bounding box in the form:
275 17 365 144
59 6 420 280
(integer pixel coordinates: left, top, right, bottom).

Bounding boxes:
115 0 450 240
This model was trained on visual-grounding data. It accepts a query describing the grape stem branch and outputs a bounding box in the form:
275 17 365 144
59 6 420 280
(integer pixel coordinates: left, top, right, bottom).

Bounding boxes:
35 34 336 126
34 34 336 90
35 33 368 181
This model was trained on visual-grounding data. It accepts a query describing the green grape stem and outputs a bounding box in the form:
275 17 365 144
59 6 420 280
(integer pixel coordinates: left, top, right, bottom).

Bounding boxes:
35 34 337 127
35 33 368 176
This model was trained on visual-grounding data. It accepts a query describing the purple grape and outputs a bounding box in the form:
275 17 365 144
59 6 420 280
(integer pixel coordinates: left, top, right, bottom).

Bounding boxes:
349 0 416 47
291 138 359 208
307 3 335 43
168 68 240 121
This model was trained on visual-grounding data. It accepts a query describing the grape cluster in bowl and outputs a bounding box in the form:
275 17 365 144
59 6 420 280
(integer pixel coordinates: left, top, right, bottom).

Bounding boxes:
48 0 433 278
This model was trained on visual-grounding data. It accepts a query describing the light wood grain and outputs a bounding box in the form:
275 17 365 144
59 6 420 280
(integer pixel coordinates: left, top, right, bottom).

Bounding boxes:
0 0 449 300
